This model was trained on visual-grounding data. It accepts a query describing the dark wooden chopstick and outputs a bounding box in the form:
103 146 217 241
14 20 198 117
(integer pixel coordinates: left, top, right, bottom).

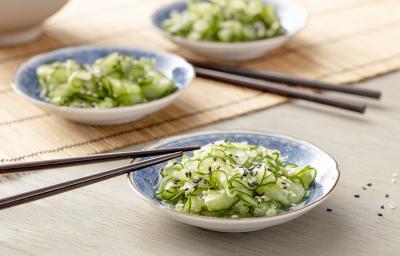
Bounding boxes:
195 67 366 113
0 146 200 174
191 61 381 99
0 152 183 210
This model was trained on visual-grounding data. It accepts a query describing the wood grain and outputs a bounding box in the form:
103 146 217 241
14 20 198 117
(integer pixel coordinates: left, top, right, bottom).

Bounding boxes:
0 72 398 256
0 0 400 161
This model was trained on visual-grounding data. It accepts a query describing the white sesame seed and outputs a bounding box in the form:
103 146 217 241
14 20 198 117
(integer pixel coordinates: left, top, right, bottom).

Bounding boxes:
389 204 395 209
390 178 397 184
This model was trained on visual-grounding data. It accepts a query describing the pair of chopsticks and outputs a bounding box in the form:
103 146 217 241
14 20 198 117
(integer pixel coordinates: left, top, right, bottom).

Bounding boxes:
191 61 382 113
0 146 199 210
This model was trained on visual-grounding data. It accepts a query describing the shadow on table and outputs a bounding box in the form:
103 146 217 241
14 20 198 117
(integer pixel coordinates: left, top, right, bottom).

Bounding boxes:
157 212 349 255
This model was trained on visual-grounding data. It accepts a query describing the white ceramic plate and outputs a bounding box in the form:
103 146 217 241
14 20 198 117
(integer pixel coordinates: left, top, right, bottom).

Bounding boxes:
152 0 308 61
128 130 340 232
13 46 195 125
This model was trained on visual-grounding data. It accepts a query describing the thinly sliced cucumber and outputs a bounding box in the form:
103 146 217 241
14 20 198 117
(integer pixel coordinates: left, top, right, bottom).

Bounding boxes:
261 173 277 185
204 190 239 211
184 160 200 172
286 181 305 203
198 156 228 174
155 140 317 218
256 183 290 206
237 192 257 207
210 170 228 189
295 166 317 189
182 196 204 213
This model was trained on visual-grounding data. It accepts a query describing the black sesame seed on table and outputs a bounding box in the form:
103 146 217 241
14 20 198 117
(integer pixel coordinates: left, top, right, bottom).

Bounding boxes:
378 213 383 217
362 187 367 191
381 205 384 209
326 208 332 212
354 194 360 198
367 183 372 187
385 194 389 198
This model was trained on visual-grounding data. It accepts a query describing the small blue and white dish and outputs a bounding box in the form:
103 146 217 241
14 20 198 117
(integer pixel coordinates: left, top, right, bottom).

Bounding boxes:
13 46 195 125
152 0 308 61
128 130 340 232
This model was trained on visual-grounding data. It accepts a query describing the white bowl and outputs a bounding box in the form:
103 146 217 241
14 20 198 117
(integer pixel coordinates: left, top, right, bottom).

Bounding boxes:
152 0 308 61
13 46 195 125
0 0 69 46
128 130 340 232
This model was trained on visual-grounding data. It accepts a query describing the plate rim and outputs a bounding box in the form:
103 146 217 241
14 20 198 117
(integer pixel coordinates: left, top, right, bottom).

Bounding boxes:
127 129 340 222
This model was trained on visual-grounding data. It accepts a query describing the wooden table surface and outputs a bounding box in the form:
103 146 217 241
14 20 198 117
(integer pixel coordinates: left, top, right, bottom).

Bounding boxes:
1 72 399 255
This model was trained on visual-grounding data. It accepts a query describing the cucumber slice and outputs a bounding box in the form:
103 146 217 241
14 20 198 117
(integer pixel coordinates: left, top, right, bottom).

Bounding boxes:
204 190 239 211
286 181 305 203
141 71 175 100
210 170 228 189
184 160 200 172
198 156 228 174
188 196 204 213
237 192 257 207
256 183 290 206
295 166 317 189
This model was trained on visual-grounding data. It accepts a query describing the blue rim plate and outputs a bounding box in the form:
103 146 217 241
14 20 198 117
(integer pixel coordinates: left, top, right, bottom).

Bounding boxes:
13 45 195 112
152 0 308 46
127 130 340 229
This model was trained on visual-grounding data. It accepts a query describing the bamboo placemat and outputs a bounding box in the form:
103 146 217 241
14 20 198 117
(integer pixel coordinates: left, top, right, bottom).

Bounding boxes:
0 0 399 162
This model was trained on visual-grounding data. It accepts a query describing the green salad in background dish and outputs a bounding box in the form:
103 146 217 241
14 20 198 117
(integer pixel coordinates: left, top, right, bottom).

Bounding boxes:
36 53 176 108
156 140 317 218
162 0 285 42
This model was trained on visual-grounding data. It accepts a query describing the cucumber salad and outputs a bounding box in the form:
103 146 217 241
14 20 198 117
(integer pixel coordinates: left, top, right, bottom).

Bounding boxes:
156 141 317 218
36 53 176 108
162 0 284 42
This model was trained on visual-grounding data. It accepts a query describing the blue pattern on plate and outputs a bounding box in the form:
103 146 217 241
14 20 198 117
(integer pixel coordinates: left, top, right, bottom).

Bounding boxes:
152 0 307 36
130 132 337 212
15 46 193 100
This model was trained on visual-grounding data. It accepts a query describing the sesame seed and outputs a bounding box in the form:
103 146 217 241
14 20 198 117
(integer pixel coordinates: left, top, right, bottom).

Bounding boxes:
385 194 389 198
390 178 397 184
380 205 384 209
367 183 372 187
389 204 395 209
354 194 360 198
212 157 217 161
362 187 367 191
283 186 287 190
377 213 383 217
326 208 332 212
